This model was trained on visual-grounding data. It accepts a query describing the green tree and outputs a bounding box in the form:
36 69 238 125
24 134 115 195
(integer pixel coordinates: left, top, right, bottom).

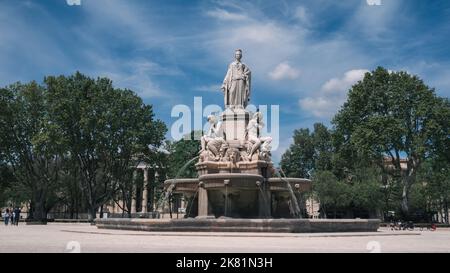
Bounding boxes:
45 72 167 220
312 123 334 172
280 127 316 179
0 82 63 221
166 131 201 179
281 123 334 179
333 67 449 216
312 170 350 218
0 165 13 206
348 166 384 216
418 158 450 223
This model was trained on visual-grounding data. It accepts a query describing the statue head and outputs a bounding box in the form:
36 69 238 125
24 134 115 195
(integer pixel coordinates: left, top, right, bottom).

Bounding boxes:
252 112 263 121
234 49 242 62
207 115 217 124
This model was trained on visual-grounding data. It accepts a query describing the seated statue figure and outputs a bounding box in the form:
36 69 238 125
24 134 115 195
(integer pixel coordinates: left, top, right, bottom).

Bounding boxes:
259 140 272 161
246 112 272 161
200 115 225 161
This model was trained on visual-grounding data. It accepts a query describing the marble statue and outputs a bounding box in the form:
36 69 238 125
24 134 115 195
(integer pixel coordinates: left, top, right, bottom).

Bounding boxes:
197 50 271 164
200 115 224 161
221 49 251 108
246 112 272 160
259 140 272 161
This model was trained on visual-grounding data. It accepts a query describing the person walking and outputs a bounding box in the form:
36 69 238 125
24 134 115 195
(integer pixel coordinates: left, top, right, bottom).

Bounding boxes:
11 210 15 226
13 207 21 226
3 208 10 225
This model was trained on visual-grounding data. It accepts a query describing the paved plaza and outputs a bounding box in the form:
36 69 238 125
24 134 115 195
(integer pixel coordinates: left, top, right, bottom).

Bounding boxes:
0 223 449 253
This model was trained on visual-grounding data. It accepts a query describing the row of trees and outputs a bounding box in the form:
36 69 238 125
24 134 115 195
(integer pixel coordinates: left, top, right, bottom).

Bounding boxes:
1 67 448 222
0 72 167 221
281 67 450 221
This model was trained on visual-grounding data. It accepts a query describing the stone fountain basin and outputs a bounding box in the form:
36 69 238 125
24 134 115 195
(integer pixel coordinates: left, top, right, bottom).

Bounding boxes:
95 218 381 233
164 174 312 219
164 175 311 193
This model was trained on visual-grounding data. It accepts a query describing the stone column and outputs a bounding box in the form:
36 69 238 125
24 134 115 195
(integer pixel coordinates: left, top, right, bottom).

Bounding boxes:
131 170 137 213
180 197 185 214
152 170 160 212
198 186 208 217
258 180 271 218
141 168 148 213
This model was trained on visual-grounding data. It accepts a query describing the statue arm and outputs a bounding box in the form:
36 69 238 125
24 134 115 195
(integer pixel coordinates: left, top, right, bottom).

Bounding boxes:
258 121 264 129
221 64 232 91
244 65 251 100
243 65 251 79
211 125 220 136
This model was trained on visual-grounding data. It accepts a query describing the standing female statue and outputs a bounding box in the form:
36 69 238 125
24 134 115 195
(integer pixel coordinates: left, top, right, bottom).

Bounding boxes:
221 49 251 109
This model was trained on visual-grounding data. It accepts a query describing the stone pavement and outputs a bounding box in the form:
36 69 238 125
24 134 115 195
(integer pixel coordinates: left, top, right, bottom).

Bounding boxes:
1 223 449 253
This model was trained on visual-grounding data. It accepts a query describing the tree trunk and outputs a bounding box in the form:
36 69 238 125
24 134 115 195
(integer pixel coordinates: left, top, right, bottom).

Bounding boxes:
30 186 47 222
444 199 449 224
401 174 415 218
401 183 409 216
87 205 97 222
32 199 46 222
126 192 132 218
149 181 155 212
70 198 74 219
86 191 97 221
28 202 34 219
321 205 327 219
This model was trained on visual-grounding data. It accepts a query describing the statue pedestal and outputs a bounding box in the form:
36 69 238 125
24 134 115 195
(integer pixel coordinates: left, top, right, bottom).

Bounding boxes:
219 108 249 141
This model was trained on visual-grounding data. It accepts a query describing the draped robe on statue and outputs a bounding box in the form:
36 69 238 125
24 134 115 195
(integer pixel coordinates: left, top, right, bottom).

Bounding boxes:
221 61 251 108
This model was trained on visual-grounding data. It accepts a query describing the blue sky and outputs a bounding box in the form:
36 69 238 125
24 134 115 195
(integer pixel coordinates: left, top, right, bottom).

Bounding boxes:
1 0 449 164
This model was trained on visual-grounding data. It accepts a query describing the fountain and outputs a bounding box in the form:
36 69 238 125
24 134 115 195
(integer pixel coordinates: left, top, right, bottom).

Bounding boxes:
95 49 380 232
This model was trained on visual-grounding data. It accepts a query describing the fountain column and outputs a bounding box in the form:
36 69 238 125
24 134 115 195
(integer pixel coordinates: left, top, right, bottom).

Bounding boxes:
141 168 148 213
258 180 271 218
198 185 208 217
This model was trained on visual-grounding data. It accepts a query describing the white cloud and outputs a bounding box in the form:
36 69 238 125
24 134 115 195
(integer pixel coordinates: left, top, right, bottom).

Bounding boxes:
81 53 174 99
299 97 340 119
114 74 163 99
0 3 74 84
348 0 402 41
293 6 309 25
366 0 382 6
299 69 369 118
206 8 249 21
202 2 374 98
194 84 222 92
66 0 81 6
203 19 305 85
71 1 182 99
269 62 301 80
322 69 368 93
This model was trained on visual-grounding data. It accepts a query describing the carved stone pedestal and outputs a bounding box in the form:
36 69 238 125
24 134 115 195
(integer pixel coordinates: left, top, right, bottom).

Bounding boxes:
219 108 249 141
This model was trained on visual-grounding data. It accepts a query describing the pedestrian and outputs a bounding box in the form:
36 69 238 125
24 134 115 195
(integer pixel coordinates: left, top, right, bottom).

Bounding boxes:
13 207 21 226
11 211 15 226
3 208 10 225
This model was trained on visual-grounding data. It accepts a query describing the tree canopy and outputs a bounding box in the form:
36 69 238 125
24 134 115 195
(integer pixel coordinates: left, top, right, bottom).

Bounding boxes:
333 67 449 216
0 72 167 221
282 67 449 220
